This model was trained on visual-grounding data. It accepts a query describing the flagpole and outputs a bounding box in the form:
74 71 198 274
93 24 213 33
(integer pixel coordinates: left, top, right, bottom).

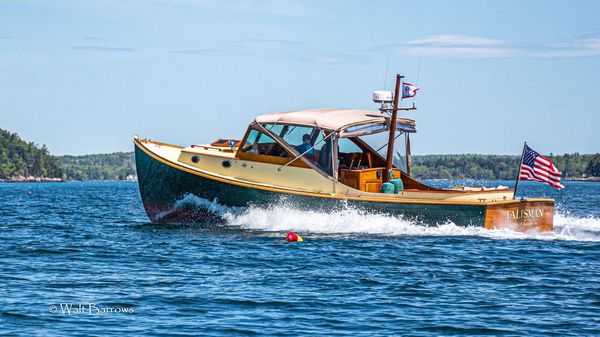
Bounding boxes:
513 141 527 200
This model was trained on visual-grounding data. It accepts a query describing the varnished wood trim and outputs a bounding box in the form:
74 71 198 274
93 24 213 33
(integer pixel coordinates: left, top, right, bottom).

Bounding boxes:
235 126 255 158
237 151 310 168
484 200 553 232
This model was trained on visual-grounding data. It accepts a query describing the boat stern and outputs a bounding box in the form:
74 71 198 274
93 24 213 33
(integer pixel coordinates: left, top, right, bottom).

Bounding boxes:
484 199 554 232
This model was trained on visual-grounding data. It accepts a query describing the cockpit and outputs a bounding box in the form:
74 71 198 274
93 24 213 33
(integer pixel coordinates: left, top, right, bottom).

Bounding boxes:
236 108 435 193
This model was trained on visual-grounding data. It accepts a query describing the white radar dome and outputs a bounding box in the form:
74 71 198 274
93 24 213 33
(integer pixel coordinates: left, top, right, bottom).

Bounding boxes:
372 91 394 103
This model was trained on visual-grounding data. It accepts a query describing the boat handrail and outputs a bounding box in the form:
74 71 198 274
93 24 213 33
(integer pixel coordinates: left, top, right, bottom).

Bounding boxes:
190 144 236 153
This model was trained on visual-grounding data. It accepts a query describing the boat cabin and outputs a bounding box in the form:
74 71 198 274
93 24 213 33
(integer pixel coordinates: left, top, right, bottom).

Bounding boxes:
234 108 435 193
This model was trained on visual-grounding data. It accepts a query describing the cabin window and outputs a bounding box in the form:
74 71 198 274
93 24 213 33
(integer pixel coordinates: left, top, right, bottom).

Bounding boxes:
281 126 319 156
263 123 324 165
283 126 330 170
281 126 314 147
358 132 409 173
341 122 387 138
241 129 289 158
338 137 362 153
338 138 366 170
253 124 336 174
264 123 285 136
394 133 409 173
262 124 319 151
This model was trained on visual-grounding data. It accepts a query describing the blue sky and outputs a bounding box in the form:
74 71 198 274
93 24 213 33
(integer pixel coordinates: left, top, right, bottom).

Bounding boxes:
1 0 599 155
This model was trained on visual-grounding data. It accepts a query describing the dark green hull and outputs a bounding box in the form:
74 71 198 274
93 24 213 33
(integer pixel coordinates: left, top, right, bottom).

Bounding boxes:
135 144 486 225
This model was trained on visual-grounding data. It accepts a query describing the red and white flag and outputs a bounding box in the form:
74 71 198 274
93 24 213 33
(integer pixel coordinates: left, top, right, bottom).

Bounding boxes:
402 82 419 98
519 145 565 189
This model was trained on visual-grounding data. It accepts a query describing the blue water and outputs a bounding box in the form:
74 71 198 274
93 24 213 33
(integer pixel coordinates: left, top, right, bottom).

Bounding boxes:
1 181 599 336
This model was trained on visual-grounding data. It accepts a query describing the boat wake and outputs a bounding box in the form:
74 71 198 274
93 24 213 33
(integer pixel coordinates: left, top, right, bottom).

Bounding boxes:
158 193 600 242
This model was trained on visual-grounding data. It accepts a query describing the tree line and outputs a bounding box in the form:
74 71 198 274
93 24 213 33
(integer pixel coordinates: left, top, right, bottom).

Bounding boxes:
56 152 136 181
58 151 600 181
0 128 63 179
1 128 598 181
56 151 600 181
410 153 600 180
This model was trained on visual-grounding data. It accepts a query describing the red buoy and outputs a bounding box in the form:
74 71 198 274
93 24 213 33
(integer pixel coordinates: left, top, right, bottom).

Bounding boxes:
286 231 303 242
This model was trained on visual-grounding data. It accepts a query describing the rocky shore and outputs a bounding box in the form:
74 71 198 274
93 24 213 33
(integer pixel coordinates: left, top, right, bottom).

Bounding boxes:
0 176 63 183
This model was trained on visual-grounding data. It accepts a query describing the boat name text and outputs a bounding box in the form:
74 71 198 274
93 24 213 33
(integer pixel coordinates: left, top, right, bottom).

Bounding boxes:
506 209 544 220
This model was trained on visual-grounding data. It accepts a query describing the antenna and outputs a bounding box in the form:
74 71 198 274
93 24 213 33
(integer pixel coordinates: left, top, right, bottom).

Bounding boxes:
383 62 389 90
415 60 422 85
413 60 422 105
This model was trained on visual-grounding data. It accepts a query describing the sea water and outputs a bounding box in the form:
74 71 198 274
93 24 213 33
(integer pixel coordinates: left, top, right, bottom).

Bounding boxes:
0 181 599 336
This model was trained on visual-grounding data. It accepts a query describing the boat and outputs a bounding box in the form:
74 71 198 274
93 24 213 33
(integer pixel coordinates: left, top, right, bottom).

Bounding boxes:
134 75 554 232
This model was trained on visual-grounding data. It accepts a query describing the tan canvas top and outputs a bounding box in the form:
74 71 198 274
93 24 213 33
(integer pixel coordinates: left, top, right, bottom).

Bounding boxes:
255 108 390 131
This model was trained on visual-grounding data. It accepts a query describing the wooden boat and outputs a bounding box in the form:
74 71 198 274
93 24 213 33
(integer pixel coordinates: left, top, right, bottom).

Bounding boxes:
134 76 554 232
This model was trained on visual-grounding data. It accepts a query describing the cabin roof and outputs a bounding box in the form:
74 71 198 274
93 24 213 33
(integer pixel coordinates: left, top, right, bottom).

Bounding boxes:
255 108 393 131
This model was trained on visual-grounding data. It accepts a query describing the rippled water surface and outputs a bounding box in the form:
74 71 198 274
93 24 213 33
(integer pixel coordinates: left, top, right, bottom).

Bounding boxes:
1 181 599 336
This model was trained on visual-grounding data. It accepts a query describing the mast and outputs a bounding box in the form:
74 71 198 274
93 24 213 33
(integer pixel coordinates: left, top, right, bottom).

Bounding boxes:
383 75 403 182
513 142 527 199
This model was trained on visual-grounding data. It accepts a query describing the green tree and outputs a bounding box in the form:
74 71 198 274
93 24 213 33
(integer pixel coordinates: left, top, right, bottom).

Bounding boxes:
587 154 600 177
0 128 63 179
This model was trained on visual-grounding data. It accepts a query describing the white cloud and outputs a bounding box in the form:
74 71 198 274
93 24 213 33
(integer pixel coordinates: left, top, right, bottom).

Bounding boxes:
530 37 600 58
173 35 600 62
401 46 520 58
406 34 503 47
394 34 600 58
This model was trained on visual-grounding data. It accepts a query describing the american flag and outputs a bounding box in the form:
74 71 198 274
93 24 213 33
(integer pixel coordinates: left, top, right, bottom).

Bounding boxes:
519 145 565 189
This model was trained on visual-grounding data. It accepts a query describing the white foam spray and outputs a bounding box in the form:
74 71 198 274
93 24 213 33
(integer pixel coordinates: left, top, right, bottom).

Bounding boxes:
168 194 600 242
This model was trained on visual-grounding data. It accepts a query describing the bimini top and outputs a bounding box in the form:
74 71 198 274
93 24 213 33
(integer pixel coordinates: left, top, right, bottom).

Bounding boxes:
255 108 416 135
256 108 388 131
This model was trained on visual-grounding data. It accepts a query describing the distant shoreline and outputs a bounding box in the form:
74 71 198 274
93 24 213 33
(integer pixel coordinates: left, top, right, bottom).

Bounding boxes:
565 177 600 182
0 178 139 183
0 177 63 183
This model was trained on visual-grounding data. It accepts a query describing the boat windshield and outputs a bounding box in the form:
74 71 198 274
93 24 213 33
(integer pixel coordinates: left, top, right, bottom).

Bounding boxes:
261 121 411 176
263 123 326 152
241 129 289 158
262 123 332 171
